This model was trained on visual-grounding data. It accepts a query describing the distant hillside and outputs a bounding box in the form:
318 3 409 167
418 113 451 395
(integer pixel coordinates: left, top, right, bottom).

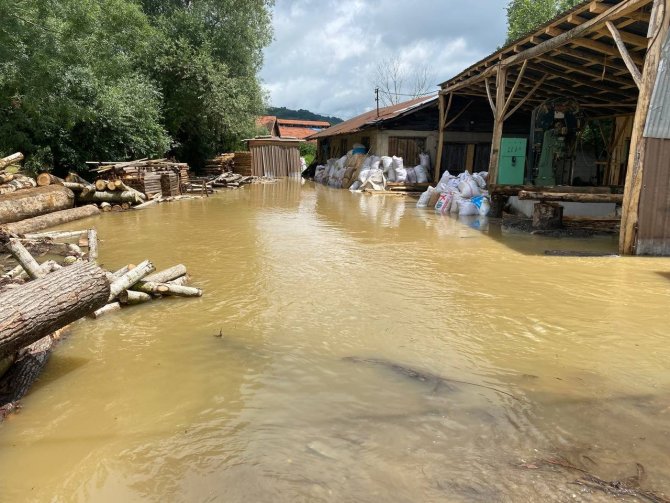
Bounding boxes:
267 107 343 124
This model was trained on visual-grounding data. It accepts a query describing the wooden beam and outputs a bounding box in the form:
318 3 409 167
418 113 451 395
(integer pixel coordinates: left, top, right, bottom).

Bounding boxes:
434 93 446 181
571 37 645 65
441 65 497 93
485 77 496 115
620 0 668 255
505 74 548 120
488 65 508 185
589 1 609 14
501 0 653 68
537 55 636 87
503 61 528 114
444 99 474 128
606 21 643 87
599 26 649 48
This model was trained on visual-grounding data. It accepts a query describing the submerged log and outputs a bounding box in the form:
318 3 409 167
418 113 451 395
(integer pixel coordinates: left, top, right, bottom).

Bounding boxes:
134 281 202 297
0 334 55 413
79 190 143 205
0 261 109 360
23 230 88 240
144 264 187 283
5 239 45 279
118 290 152 305
1 205 100 235
91 302 121 319
87 229 98 261
0 185 75 225
134 199 158 210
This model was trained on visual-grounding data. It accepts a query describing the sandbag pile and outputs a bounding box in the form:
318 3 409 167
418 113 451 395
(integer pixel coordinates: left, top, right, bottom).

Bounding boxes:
417 170 491 216
313 149 431 192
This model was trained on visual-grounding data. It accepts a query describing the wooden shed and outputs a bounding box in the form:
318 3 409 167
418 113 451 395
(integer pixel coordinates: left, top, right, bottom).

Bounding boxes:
437 0 669 255
246 137 303 177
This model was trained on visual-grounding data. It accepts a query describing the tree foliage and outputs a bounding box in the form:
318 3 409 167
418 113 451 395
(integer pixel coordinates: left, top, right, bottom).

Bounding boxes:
506 0 582 42
0 0 274 173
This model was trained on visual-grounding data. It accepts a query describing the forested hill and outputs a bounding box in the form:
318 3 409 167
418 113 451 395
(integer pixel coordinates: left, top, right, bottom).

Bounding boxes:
267 107 343 124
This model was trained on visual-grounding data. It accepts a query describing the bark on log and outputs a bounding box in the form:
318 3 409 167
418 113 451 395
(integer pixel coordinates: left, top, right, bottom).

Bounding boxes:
533 202 563 230
91 302 121 319
0 334 55 414
0 153 23 170
5 239 45 279
65 172 93 187
108 259 154 301
0 173 14 184
1 205 100 235
134 199 158 210
0 185 75 225
167 274 190 286
87 229 98 261
63 182 86 192
134 281 202 297
79 190 142 204
23 230 87 240
100 202 112 212
144 264 187 283
492 185 617 196
518 191 623 203
36 173 64 187
118 290 152 305
0 175 37 195
0 262 110 360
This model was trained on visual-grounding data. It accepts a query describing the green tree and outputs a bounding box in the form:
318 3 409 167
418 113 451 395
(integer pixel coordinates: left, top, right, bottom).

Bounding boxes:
506 0 582 42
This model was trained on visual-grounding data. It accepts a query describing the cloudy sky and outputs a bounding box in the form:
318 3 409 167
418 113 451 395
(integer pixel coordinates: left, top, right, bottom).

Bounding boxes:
260 0 509 120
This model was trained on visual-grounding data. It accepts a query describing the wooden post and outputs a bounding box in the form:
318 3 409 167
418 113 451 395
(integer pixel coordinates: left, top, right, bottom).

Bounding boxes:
619 0 669 255
434 93 446 181
533 202 564 229
488 65 508 185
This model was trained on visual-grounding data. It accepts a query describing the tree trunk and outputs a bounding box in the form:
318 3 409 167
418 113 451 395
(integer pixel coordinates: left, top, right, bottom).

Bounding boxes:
119 290 152 305
134 281 202 297
533 202 563 230
87 229 98 261
0 261 110 360
23 230 87 240
5 239 45 279
0 185 75 225
144 264 187 283
1 205 100 235
91 302 121 319
0 173 14 184
0 175 37 195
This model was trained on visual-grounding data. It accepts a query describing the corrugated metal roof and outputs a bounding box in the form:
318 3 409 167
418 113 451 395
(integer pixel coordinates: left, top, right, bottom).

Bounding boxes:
644 32 670 139
308 95 437 140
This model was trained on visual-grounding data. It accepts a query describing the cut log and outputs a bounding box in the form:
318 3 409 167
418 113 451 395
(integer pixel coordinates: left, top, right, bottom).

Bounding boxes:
23 230 87 240
134 281 202 297
0 185 75 225
95 179 107 191
1 205 100 235
91 302 121 319
0 261 109 360
0 173 14 184
518 191 624 203
0 153 23 170
111 205 122 212
5 239 45 279
63 182 86 192
144 264 187 283
79 190 143 204
1 264 24 280
120 202 131 211
100 202 112 212
108 259 154 301
0 175 37 195
118 290 152 305
36 173 64 187
87 229 98 261
65 172 93 187
533 202 563 230
167 274 190 286
111 264 134 280
106 181 116 191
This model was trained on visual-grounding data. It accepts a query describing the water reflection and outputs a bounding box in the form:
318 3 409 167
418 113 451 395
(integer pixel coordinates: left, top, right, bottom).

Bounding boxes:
0 180 668 502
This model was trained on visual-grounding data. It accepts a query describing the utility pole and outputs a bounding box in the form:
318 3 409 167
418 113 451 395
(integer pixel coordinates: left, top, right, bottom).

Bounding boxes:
375 87 379 117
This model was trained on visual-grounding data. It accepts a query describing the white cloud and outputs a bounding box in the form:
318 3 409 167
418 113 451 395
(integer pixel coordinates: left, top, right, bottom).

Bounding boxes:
260 0 508 120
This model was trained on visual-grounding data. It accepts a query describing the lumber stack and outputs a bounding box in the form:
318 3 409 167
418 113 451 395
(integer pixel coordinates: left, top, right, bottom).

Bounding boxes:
202 153 235 177
232 152 252 176
0 153 35 196
0 229 202 419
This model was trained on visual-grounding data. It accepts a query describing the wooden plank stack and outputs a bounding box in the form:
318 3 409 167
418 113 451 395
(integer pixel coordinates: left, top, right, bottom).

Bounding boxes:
232 152 252 176
203 153 235 177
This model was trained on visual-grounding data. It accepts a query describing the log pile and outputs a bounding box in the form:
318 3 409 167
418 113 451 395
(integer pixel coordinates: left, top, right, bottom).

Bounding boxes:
0 153 35 196
0 228 202 418
232 152 252 176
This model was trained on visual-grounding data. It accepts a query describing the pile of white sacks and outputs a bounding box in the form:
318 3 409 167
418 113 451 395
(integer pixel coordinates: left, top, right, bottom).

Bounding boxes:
313 147 431 191
417 170 491 216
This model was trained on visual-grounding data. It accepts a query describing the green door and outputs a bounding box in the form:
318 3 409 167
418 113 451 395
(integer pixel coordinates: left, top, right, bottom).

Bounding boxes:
497 138 527 185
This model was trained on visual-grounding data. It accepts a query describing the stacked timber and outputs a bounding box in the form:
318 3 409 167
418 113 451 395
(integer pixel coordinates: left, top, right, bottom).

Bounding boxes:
202 153 235 177
232 152 252 176
0 153 35 196
0 229 202 419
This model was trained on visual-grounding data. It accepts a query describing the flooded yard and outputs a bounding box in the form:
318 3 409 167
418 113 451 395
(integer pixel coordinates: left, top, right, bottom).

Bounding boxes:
1 180 669 502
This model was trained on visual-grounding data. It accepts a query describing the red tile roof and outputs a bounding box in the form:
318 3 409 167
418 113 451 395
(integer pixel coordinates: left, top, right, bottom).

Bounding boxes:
257 115 278 135
277 126 322 140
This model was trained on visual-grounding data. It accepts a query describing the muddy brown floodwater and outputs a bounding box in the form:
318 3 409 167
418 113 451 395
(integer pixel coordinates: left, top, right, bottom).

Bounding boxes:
1 180 669 502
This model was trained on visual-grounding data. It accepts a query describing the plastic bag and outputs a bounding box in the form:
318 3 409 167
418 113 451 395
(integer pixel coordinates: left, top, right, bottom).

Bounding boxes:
386 166 397 182
406 167 417 184
471 195 491 216
419 153 430 169
457 172 481 198
414 164 428 183
416 186 435 208
349 180 362 191
381 156 393 169
395 167 407 182
458 199 479 216
435 192 454 214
